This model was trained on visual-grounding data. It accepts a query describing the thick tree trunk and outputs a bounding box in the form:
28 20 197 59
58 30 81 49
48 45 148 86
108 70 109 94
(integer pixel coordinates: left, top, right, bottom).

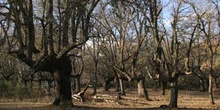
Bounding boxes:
137 78 149 100
103 77 114 91
31 55 73 106
104 80 110 91
115 77 120 91
53 71 61 105
27 0 36 59
119 78 125 95
169 76 178 108
53 70 72 106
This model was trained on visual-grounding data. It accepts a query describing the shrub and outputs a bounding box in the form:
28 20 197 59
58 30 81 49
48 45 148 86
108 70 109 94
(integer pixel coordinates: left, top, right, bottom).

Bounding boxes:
0 80 30 99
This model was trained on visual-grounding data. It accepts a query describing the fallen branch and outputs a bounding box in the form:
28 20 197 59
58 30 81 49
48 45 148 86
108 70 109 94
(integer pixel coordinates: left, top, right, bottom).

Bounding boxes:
72 80 91 102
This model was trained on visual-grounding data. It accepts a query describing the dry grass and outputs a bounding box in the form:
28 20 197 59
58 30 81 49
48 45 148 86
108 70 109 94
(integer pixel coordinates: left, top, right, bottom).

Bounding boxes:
0 88 220 110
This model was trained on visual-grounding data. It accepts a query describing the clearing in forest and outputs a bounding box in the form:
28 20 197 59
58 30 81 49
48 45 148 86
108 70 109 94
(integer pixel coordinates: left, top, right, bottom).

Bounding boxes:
0 88 220 110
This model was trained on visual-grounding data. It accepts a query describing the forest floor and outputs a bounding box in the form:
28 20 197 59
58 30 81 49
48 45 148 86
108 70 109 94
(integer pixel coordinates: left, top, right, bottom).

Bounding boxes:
0 88 220 110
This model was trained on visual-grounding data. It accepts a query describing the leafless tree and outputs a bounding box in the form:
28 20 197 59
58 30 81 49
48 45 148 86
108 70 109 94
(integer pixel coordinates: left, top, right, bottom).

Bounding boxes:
185 0 220 104
0 0 100 106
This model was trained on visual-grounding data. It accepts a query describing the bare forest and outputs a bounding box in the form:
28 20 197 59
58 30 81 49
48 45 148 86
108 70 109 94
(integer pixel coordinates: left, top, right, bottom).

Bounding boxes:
0 0 220 109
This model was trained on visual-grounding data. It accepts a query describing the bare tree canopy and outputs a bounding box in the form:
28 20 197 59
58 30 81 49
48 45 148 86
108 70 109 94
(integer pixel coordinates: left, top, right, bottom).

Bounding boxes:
0 0 220 109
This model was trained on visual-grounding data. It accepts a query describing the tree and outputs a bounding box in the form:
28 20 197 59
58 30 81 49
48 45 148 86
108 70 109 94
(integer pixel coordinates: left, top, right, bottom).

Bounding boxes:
70 50 85 93
146 0 167 95
95 0 151 99
86 36 101 95
0 0 100 106
153 0 194 108
185 0 220 104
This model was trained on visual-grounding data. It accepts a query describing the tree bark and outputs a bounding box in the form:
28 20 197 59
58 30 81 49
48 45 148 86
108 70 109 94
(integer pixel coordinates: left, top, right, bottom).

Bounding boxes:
103 81 109 91
169 76 179 108
208 74 215 104
137 77 149 100
7 0 100 107
92 61 98 95
62 0 71 47
46 0 55 55
52 56 73 106
115 77 120 91
119 78 125 95
27 0 36 59
75 75 81 93
209 53 215 105
103 76 115 91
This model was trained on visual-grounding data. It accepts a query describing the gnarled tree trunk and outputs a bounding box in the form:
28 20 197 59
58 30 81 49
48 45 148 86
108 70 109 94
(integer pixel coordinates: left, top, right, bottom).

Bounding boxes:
53 56 72 106
15 53 73 106
103 77 114 91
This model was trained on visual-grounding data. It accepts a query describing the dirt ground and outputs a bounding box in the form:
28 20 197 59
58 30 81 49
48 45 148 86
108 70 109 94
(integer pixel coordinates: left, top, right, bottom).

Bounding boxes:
0 88 220 110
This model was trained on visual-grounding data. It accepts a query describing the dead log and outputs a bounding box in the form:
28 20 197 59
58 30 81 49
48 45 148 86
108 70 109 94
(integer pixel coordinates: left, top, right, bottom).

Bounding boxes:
72 80 91 102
